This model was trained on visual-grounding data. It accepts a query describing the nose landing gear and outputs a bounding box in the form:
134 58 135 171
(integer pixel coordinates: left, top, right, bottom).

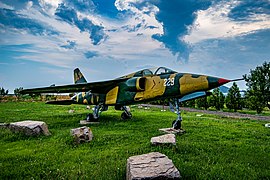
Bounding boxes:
170 99 184 131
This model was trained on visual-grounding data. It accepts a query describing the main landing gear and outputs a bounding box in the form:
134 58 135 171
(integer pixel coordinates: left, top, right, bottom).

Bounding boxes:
86 104 132 121
121 106 132 120
86 104 108 122
115 105 132 120
169 99 183 130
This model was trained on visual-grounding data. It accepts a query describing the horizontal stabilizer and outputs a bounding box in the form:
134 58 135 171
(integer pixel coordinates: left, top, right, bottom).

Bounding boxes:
179 91 211 102
46 99 75 105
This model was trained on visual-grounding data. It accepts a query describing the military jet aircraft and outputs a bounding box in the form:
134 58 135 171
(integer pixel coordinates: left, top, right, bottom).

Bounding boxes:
21 67 235 129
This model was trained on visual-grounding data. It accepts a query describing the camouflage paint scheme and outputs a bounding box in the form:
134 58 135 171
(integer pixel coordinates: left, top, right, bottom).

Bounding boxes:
21 67 231 107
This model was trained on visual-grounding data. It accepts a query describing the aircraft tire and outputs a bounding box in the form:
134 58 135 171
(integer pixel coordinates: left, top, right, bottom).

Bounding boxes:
121 112 132 120
86 113 100 122
86 113 94 121
172 120 181 129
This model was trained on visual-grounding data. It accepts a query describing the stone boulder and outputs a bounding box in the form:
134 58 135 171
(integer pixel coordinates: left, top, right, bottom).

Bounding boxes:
127 152 181 180
70 126 93 144
8 120 51 136
68 109 75 113
151 134 176 145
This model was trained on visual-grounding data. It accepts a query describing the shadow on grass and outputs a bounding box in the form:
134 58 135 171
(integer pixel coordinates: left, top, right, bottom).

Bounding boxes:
0 128 51 142
42 112 130 128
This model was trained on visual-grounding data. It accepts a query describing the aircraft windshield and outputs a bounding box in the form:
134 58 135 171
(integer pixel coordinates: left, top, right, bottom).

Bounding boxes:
149 67 177 75
119 67 177 79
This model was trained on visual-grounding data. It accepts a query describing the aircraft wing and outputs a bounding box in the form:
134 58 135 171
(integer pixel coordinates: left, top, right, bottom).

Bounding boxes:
20 78 128 94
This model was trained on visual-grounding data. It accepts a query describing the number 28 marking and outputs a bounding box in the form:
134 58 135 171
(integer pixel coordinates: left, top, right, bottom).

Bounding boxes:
164 78 175 87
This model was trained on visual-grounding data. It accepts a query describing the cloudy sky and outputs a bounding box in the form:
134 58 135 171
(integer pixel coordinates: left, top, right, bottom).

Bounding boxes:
1 0 270 92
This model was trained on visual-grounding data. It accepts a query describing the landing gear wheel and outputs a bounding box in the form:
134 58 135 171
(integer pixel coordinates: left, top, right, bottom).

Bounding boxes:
86 113 99 122
172 120 181 130
121 112 132 120
86 113 93 121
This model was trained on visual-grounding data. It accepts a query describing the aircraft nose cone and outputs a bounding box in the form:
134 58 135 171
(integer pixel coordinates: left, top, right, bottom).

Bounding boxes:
218 78 231 85
208 77 231 89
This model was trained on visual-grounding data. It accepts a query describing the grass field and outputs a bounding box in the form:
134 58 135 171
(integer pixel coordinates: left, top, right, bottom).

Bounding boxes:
0 102 270 179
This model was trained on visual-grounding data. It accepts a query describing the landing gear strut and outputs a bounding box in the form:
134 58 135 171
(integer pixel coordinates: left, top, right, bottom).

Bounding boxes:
86 104 108 122
170 99 183 130
121 106 132 120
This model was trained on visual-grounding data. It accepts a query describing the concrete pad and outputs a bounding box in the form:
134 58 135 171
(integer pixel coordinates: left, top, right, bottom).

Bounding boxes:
80 120 100 125
159 128 185 134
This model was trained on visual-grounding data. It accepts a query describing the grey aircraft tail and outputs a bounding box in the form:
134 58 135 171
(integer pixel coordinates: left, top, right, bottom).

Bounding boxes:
74 68 87 84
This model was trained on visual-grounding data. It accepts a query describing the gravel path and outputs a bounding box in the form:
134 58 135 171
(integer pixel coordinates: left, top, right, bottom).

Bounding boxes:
141 104 270 121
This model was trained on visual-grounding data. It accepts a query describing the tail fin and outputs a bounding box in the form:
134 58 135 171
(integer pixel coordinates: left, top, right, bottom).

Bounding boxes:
74 68 87 84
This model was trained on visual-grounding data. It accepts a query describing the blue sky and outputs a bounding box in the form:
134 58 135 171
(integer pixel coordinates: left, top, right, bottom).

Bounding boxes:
0 0 269 92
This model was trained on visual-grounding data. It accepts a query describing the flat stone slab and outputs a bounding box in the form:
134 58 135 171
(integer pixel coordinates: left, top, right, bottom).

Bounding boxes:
80 120 100 125
0 123 9 128
9 120 51 136
127 152 181 180
159 128 185 134
68 109 75 113
151 134 176 145
71 126 93 144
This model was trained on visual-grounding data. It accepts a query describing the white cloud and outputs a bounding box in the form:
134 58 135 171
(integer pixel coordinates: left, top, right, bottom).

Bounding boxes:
38 0 63 15
184 0 270 44
115 0 163 36
26 1 33 9
15 0 168 67
0 1 14 10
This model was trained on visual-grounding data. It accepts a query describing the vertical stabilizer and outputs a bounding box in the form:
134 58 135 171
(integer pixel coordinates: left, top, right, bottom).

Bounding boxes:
74 68 87 84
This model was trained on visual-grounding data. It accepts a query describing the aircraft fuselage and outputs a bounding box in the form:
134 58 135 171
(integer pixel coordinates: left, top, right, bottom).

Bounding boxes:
74 72 228 106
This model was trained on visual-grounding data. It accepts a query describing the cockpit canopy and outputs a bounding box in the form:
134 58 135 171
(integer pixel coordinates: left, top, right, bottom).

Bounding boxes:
120 67 177 79
151 67 177 75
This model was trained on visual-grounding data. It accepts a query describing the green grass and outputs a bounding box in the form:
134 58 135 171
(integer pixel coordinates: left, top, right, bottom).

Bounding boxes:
0 102 270 179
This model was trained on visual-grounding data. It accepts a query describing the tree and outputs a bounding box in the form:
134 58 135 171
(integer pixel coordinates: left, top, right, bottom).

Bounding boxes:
225 82 242 112
196 96 209 110
0 87 8 96
243 61 270 113
182 99 196 108
244 90 265 114
0 87 8 101
208 88 225 110
219 91 225 110
14 87 23 99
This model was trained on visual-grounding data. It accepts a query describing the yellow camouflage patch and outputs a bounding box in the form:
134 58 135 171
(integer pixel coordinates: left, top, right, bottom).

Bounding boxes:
83 99 88 104
180 74 208 95
105 86 119 105
135 76 166 101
